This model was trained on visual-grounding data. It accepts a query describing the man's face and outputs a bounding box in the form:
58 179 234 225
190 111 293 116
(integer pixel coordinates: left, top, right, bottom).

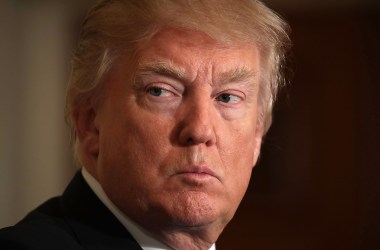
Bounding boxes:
92 28 263 231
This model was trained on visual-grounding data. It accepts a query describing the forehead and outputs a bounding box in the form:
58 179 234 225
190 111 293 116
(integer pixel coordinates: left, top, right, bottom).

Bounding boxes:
137 28 261 75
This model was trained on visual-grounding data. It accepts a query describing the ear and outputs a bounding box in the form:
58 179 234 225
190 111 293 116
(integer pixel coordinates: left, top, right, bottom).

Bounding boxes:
252 115 265 167
74 100 100 162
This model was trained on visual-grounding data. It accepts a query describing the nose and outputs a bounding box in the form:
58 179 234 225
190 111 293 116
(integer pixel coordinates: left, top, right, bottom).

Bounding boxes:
178 99 216 146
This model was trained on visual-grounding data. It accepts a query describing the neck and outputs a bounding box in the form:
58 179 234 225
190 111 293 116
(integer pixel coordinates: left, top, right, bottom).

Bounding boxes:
148 221 224 250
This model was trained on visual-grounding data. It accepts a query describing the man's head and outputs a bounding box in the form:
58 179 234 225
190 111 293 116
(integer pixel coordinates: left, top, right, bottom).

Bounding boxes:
65 0 290 249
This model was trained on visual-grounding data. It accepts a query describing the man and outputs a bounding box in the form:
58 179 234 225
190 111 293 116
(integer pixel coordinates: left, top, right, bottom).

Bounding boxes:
0 0 290 249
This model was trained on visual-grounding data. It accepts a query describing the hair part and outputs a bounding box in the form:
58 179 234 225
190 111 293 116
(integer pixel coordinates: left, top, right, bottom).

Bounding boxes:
65 0 291 162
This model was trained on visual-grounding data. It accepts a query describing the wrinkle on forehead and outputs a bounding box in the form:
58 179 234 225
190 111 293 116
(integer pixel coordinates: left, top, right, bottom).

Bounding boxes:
135 28 260 88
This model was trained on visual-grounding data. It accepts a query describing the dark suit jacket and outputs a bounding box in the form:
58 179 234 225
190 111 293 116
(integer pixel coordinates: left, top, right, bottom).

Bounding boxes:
0 171 143 250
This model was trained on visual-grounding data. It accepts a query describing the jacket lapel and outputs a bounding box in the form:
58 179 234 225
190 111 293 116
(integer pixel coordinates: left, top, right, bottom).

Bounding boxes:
61 171 143 250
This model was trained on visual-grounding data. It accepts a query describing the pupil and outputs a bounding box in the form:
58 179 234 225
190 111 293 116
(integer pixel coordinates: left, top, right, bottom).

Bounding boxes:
220 94 231 103
149 87 162 96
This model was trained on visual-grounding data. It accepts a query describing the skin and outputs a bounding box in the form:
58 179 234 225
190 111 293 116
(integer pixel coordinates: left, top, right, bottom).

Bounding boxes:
76 28 264 250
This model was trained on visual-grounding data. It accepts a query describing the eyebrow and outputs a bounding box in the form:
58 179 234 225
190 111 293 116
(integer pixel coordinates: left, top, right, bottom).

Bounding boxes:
219 68 257 85
136 62 186 81
134 61 257 88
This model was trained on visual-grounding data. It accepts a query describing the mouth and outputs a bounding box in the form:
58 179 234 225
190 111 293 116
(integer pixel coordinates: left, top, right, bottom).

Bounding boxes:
174 165 220 183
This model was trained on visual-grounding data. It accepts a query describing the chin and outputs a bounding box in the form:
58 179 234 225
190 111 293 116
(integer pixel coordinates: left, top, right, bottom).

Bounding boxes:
160 191 229 228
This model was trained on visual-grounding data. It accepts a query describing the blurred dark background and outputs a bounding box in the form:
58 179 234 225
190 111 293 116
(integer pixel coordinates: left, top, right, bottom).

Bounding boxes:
219 1 380 249
1 0 379 249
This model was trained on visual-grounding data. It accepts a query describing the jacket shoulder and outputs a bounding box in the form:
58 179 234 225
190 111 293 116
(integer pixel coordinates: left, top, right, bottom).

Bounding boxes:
0 197 82 250
0 222 82 250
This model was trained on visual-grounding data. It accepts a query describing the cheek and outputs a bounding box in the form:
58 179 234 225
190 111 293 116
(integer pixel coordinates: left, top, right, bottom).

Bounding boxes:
96 120 172 208
221 124 257 194
227 121 257 161
98 108 173 181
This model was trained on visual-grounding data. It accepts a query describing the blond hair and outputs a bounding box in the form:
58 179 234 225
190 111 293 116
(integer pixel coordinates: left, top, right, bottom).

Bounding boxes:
66 0 291 156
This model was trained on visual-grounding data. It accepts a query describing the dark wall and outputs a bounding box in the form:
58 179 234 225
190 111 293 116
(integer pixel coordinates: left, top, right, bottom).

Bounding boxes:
218 8 380 250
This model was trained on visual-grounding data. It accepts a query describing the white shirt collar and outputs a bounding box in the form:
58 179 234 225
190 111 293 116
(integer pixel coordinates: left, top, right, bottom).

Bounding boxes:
81 168 216 250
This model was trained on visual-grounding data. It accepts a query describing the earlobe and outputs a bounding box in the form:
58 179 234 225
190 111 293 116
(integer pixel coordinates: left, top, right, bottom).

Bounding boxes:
74 100 100 158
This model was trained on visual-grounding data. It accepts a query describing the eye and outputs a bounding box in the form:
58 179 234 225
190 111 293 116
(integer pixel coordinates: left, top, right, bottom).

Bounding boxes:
147 86 173 97
215 93 242 104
